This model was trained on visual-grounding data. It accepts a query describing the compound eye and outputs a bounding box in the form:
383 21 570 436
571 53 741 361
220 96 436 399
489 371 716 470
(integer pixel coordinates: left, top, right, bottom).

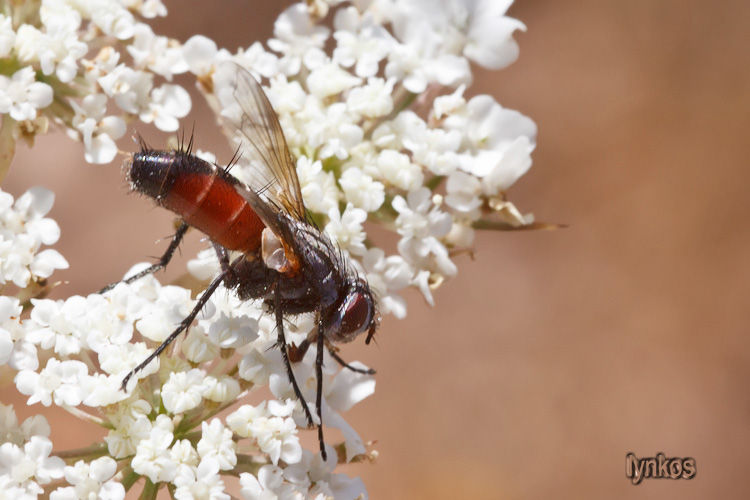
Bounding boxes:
337 291 374 338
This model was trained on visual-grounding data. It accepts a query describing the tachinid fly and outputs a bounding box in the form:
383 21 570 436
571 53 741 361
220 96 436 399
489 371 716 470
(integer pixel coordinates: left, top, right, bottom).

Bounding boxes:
104 61 379 460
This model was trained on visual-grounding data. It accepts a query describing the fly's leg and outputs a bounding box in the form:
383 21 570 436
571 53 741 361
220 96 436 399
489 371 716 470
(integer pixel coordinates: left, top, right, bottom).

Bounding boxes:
274 291 316 428
290 338 376 375
328 348 376 375
213 244 231 272
120 262 230 391
212 243 236 288
315 316 327 460
100 221 190 293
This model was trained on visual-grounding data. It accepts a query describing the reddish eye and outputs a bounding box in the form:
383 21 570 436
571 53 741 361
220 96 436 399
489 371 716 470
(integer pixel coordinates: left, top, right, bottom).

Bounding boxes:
338 292 373 337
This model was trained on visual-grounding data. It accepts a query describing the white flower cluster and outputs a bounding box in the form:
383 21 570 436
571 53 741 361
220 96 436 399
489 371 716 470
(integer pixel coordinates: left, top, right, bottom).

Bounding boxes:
0 186 67 291
0 403 65 500
0 0 185 168
1 0 542 498
191 0 536 317
6 266 373 498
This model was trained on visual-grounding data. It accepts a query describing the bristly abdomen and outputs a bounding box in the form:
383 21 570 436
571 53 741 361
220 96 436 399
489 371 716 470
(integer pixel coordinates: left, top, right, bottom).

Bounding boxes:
128 149 266 253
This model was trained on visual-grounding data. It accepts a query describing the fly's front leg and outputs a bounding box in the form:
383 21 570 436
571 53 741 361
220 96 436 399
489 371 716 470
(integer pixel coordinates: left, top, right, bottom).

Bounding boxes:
315 314 327 460
274 291 316 428
100 221 190 293
290 338 376 375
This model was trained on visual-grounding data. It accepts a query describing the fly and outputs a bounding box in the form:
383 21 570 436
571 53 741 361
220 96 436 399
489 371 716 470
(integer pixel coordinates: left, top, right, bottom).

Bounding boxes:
103 62 379 460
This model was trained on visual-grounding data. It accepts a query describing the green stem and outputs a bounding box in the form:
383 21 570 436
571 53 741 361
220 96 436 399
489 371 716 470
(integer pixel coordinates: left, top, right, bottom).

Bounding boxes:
61 404 109 428
230 453 266 476
120 466 140 492
139 478 159 500
0 114 16 184
471 219 566 231
425 175 445 191
55 442 109 462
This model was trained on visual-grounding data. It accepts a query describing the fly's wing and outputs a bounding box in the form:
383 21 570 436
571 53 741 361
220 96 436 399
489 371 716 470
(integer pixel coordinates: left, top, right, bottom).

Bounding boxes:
213 61 307 228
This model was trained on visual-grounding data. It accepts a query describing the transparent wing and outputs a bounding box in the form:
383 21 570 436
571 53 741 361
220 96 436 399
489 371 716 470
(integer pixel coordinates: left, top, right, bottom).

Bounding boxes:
213 61 306 221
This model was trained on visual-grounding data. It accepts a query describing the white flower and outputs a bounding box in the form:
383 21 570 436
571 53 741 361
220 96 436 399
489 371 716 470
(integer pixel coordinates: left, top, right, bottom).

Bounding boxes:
13 24 43 63
0 15 15 58
306 61 361 99
187 247 221 281
49 457 124 500
98 342 157 379
269 4 329 75
361 248 412 319
393 188 457 286
385 14 471 92
97 64 153 114
15 358 88 407
130 0 169 19
0 404 50 449
131 415 177 483
129 23 188 79
80 372 127 408
346 77 395 119
393 188 452 241
104 414 152 460
0 67 53 121
173 459 229 500
235 42 280 79
319 364 375 462
135 285 193 343
201 375 241 403
375 149 425 192
202 289 260 349
226 403 270 439
196 419 237 471
446 94 536 191
228 400 302 466
460 0 527 69
475 135 534 195
296 156 340 214
386 0 525 87
338 167 385 213
239 465 295 500
37 6 88 82
26 296 87 356
161 369 208 414
333 7 394 78
87 284 149 352
139 83 191 132
182 35 220 78
325 203 368 255
432 84 466 119
445 170 482 214
0 436 64 488
0 297 31 368
238 348 284 387
169 439 200 477
90 3 136 40
181 327 218 364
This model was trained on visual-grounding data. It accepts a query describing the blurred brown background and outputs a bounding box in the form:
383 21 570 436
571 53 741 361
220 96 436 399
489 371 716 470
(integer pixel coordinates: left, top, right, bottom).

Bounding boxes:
4 0 750 498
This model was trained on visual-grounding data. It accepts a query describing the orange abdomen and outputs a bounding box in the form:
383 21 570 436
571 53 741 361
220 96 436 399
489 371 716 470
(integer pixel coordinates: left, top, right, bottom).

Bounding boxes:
129 150 265 253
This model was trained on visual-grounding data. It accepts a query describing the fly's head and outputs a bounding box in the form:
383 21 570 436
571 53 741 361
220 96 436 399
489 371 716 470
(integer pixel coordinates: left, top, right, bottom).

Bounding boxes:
324 276 379 344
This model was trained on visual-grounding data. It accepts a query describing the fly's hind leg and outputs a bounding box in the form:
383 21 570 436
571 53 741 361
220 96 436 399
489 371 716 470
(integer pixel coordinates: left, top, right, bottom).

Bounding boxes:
99 221 190 293
120 261 231 391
